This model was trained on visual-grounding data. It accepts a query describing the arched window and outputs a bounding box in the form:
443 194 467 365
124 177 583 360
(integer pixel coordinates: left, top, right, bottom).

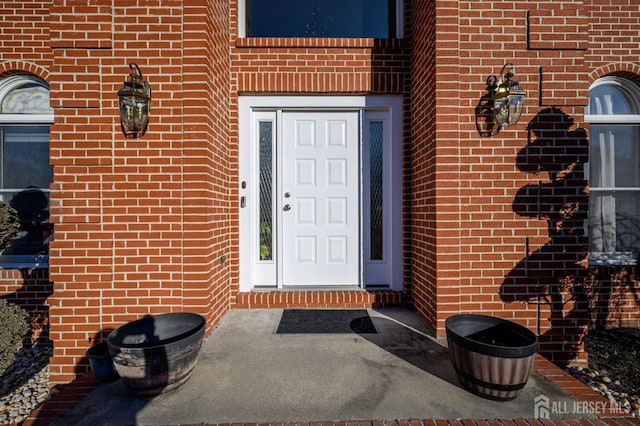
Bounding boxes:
0 74 53 268
586 76 640 265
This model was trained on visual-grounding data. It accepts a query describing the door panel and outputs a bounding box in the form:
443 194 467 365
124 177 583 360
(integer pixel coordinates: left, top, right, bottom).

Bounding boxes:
282 112 360 286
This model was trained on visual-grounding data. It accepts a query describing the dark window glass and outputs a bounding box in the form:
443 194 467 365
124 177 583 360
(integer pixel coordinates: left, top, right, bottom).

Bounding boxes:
247 0 395 38
2 126 52 190
369 121 383 260
258 121 273 261
0 126 53 257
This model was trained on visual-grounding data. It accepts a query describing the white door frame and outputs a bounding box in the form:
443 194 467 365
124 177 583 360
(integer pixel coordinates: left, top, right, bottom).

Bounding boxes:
238 95 403 292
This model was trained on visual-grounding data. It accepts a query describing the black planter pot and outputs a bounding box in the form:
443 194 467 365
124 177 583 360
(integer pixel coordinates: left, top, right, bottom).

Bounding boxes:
445 314 538 401
107 312 206 398
86 341 119 382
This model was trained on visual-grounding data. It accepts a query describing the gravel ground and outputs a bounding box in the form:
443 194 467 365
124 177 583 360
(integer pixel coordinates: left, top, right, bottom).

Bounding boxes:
585 327 640 394
565 327 640 417
0 343 53 424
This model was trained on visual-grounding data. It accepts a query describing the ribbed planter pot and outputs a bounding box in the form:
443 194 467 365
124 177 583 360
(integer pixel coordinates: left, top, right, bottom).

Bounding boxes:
107 312 206 398
445 314 538 401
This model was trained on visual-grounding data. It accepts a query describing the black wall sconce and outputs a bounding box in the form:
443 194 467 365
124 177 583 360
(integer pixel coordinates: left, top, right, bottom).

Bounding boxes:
117 63 151 138
489 63 526 133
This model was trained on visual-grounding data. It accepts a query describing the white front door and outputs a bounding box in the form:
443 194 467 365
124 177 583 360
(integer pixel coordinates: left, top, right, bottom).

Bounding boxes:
281 112 360 286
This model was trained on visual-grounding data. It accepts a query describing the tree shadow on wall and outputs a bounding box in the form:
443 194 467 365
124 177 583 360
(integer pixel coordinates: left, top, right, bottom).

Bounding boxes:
500 107 591 365
584 264 640 331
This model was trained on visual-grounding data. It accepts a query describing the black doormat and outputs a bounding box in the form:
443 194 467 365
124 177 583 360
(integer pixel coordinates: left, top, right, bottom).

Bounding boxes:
276 309 377 334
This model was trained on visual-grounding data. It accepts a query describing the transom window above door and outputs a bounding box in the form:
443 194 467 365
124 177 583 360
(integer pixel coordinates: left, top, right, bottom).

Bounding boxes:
242 0 401 38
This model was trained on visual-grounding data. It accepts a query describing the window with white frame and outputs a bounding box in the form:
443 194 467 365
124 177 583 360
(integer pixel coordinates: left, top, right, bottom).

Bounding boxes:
241 0 401 38
0 74 53 268
586 76 640 265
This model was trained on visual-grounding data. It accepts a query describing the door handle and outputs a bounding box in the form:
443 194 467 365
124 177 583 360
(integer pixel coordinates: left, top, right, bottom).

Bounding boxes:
240 196 246 208
283 204 291 211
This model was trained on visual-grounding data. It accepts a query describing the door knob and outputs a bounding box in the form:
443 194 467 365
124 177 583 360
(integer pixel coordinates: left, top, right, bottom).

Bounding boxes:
283 204 291 211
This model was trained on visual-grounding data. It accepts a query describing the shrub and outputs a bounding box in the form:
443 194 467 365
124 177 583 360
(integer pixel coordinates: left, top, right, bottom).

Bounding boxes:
0 299 29 374
0 201 19 252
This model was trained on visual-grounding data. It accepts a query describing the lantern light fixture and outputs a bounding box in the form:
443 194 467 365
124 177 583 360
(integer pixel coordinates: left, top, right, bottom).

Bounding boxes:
117 63 151 138
490 63 526 133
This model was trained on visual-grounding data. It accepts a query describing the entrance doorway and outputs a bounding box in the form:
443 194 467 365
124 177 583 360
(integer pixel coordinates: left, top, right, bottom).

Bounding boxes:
239 96 403 291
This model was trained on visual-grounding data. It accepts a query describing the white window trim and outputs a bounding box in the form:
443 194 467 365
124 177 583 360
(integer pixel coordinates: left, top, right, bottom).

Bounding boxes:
0 74 46 97
238 1 404 38
248 110 277 286
0 115 53 124
0 74 53 269
238 0 246 37
585 75 640 266
585 115 640 124
239 95 404 292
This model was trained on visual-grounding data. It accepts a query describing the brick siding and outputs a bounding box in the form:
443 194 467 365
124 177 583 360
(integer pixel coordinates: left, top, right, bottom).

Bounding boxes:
0 0 638 384
0 0 54 351
409 0 640 365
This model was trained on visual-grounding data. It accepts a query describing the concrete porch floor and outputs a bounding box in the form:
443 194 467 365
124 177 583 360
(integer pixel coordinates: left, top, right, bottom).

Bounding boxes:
53 308 603 425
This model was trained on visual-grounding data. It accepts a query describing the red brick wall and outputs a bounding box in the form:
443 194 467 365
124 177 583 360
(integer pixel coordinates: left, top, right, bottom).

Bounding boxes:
227 6 413 305
0 1 53 69
409 0 439 333
584 268 640 330
17 0 231 383
0 0 54 349
232 38 408 93
2 0 640 384
582 0 640 333
410 0 640 365
181 0 232 331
